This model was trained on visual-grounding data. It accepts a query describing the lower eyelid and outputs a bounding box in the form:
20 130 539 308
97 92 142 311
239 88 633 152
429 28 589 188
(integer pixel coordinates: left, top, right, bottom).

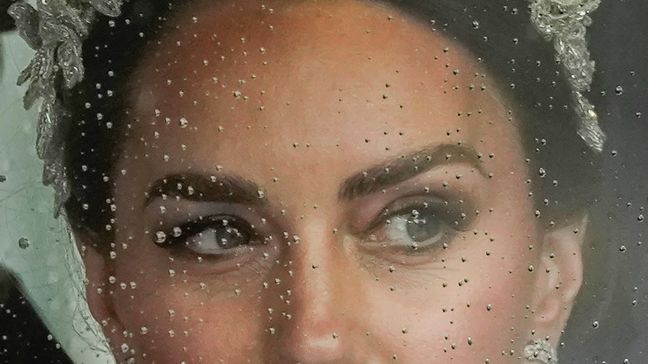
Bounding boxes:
190 244 243 256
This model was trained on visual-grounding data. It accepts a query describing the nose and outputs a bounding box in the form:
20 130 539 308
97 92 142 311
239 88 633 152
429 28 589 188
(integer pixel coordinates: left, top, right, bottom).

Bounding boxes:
264 220 366 363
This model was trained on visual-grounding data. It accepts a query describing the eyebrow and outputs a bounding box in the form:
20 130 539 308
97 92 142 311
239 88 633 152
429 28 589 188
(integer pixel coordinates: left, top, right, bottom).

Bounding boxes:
144 173 265 207
339 144 487 200
143 145 484 206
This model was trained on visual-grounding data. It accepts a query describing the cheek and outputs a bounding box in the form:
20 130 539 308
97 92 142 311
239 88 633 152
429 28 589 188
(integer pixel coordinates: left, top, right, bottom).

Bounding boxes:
111 265 269 362
107 226 272 361
361 253 535 362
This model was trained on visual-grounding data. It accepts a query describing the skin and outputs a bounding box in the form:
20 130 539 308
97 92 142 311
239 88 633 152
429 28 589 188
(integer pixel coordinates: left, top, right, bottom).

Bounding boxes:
79 0 586 363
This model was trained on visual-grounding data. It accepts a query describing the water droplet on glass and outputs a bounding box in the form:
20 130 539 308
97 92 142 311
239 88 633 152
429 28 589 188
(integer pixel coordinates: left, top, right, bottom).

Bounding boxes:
538 168 546 177
155 231 167 244
18 237 30 249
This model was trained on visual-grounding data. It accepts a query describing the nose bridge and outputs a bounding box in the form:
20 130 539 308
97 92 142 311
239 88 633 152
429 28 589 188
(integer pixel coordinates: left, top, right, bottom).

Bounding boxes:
267 215 358 362
291 219 344 324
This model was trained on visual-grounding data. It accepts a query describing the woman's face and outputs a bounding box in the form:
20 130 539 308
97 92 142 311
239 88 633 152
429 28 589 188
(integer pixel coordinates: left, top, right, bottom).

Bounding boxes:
82 0 585 362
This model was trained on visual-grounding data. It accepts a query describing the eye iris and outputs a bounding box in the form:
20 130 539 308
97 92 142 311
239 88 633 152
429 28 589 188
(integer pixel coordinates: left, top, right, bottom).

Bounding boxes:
211 218 251 249
405 210 441 242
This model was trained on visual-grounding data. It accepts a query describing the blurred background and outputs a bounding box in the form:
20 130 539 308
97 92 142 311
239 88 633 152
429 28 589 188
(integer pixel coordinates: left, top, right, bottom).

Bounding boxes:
0 0 647 362
559 0 648 362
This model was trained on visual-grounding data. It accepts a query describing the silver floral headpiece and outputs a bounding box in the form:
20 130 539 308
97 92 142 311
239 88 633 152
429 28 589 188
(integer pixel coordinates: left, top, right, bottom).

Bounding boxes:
8 0 122 215
523 339 558 363
529 0 605 153
7 0 604 216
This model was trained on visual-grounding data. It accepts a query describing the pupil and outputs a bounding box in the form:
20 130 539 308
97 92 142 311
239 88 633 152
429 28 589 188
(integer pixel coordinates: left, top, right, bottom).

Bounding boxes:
406 212 441 242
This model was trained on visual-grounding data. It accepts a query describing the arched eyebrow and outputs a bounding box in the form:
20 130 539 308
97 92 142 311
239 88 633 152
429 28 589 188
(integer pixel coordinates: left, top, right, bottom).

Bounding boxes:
144 173 265 207
143 144 485 206
338 144 487 200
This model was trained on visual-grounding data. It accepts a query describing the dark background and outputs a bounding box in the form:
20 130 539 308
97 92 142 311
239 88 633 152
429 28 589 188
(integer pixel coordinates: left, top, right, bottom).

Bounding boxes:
560 0 648 362
1 0 647 362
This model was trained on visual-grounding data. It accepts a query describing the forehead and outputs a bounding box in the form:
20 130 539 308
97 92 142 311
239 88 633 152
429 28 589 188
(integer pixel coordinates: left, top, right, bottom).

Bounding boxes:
126 0 520 177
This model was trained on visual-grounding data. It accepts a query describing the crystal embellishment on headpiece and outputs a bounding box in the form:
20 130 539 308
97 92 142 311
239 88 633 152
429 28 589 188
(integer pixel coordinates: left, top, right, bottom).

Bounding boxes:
523 339 559 363
8 0 123 215
529 0 606 152
7 0 605 216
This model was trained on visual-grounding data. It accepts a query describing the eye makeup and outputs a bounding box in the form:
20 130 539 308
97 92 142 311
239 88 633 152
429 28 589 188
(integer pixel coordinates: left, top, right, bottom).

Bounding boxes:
148 202 278 271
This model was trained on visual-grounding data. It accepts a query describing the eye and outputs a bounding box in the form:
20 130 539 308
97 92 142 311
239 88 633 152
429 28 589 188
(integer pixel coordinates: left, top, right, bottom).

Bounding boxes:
155 215 264 257
390 208 446 245
374 206 452 253
363 197 472 256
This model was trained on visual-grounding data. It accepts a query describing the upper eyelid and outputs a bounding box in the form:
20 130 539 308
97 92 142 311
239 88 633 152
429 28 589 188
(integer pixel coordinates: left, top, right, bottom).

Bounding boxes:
367 194 475 233
179 214 251 231
150 200 269 224
375 194 449 223
382 195 447 213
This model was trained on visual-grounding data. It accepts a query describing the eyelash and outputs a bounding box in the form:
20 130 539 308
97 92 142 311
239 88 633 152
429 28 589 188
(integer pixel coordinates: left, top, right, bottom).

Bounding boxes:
375 195 471 225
